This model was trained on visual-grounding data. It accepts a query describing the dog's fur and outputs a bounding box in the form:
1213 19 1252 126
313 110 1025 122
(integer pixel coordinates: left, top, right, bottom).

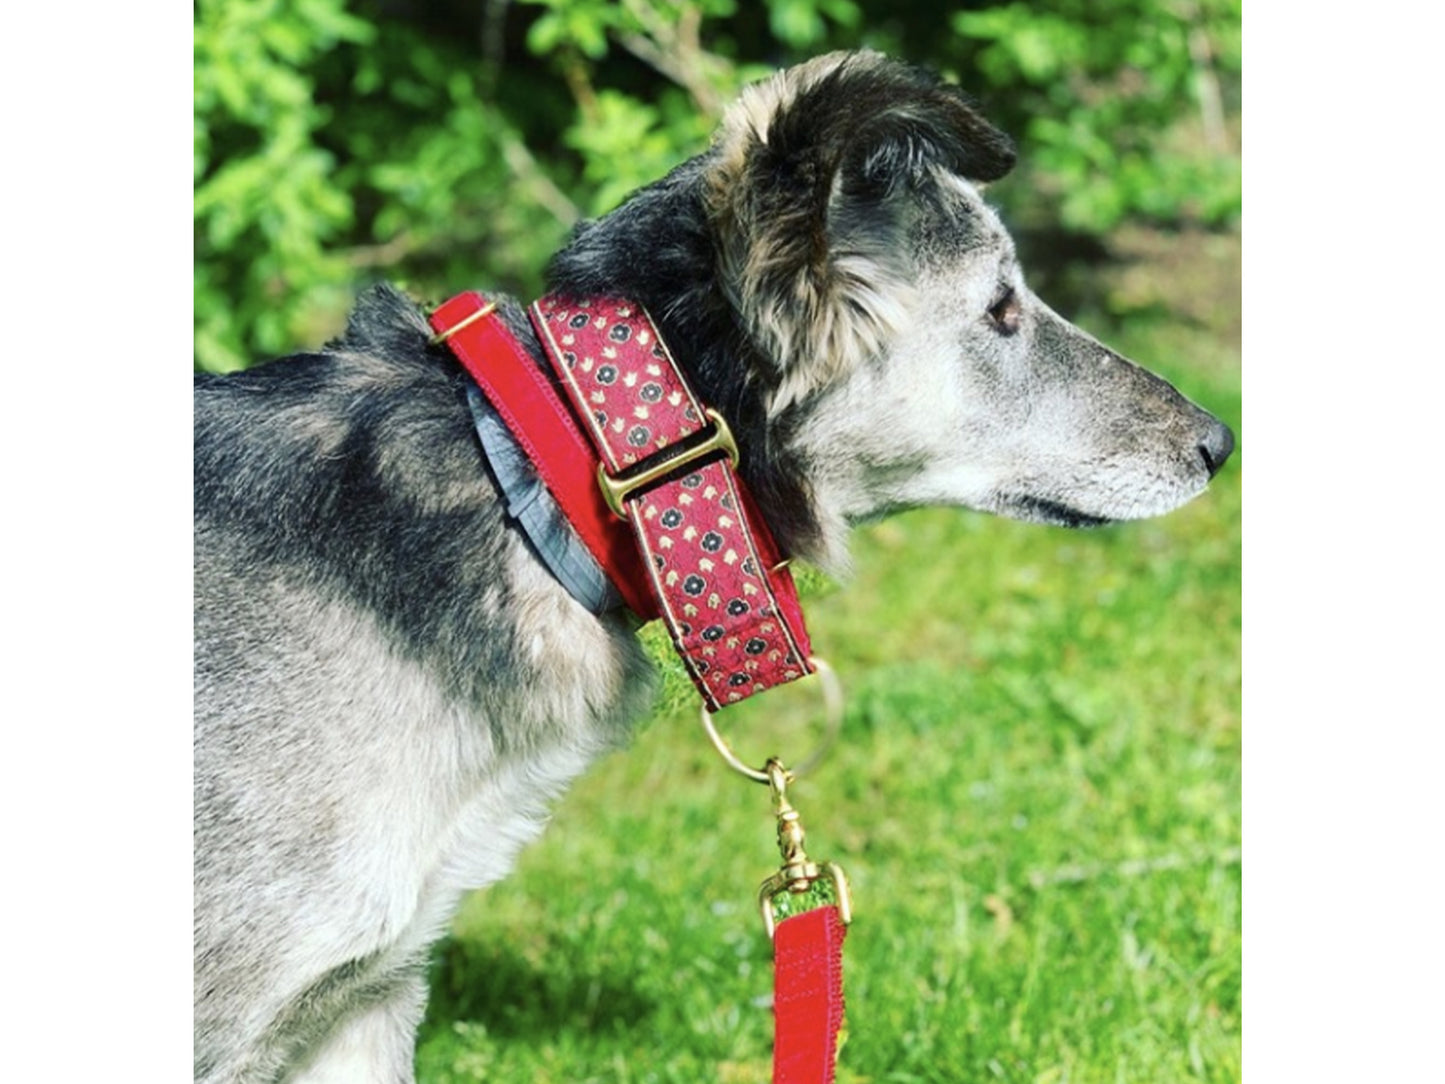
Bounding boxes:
194 52 1234 1082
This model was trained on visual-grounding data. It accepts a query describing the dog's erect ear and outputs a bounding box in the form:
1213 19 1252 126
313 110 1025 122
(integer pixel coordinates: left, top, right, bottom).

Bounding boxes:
705 52 1016 411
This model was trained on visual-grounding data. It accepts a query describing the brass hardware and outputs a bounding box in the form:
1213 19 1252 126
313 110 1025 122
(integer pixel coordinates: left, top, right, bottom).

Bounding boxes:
757 757 853 938
699 657 842 783
429 301 497 345
597 407 740 517
760 862 852 939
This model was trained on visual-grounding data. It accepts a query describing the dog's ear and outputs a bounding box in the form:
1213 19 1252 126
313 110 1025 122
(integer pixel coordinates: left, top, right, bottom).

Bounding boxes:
705 52 1016 411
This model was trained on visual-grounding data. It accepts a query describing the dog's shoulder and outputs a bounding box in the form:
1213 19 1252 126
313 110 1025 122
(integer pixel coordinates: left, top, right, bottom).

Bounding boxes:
194 283 439 418
193 282 503 527
193 284 527 685
194 283 477 514
325 281 438 361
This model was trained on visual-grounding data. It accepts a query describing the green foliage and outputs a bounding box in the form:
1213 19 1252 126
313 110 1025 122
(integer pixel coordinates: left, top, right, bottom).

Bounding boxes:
194 0 1240 372
194 0 375 371
768 0 862 48
950 0 1241 232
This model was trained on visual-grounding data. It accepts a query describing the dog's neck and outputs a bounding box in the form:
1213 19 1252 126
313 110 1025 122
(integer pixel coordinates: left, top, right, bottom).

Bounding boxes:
540 157 834 572
432 290 818 710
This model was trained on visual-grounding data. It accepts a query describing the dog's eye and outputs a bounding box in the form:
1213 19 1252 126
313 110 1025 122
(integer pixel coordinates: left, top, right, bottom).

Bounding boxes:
987 288 1021 336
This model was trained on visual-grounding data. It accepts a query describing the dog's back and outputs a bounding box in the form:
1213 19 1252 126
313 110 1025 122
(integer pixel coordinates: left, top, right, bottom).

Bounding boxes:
193 287 651 1081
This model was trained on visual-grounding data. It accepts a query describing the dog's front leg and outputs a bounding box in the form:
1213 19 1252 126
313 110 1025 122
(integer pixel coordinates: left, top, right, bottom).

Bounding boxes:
287 974 428 1084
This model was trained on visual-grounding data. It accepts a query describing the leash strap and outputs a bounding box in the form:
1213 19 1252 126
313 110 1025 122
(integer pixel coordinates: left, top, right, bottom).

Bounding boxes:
756 759 851 1084
773 906 848 1084
530 295 814 711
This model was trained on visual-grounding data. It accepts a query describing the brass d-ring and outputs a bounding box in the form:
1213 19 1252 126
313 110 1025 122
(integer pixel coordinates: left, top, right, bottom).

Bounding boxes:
699 657 844 783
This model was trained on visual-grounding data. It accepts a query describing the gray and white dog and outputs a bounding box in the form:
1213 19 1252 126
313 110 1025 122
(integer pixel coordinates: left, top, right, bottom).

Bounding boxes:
194 52 1234 1082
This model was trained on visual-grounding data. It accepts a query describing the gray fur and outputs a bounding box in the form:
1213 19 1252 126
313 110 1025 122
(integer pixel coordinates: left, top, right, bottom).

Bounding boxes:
195 51 1232 1082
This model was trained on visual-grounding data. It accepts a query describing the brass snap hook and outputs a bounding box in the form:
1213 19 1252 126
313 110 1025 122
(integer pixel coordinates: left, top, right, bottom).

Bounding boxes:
755 751 853 937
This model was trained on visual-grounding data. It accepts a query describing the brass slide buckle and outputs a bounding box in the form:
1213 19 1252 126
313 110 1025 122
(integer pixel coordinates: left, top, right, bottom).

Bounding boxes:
428 299 497 345
598 407 740 517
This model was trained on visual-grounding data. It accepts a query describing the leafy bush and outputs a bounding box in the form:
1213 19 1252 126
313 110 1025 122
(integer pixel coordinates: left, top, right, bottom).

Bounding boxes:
950 0 1241 231
195 0 375 371
194 0 1240 372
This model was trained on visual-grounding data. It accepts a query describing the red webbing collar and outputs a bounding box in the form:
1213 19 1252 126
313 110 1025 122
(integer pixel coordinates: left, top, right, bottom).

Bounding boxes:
428 292 657 618
429 291 815 710
773 906 848 1084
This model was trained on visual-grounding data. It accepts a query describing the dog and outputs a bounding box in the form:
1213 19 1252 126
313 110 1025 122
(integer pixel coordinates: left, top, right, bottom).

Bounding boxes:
194 51 1234 1082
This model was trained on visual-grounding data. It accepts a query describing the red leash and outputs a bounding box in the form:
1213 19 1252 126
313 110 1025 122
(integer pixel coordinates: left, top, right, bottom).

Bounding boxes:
774 906 849 1084
759 759 852 1084
429 293 849 1081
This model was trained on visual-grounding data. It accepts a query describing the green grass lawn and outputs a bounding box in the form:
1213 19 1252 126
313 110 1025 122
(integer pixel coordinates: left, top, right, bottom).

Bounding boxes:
415 299 1242 1083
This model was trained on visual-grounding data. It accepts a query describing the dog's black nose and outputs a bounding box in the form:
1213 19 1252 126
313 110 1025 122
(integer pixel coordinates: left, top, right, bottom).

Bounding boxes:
1199 420 1235 478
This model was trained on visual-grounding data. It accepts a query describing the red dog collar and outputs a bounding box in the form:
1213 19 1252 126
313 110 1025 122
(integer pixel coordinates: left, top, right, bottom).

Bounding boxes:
430 291 815 711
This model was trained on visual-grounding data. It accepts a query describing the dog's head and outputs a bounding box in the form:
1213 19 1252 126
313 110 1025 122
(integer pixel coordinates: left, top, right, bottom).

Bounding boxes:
704 51 1018 413
551 52 1234 571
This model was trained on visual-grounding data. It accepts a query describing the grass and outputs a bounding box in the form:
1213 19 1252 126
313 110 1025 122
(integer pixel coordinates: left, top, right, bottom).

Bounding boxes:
414 246 1242 1083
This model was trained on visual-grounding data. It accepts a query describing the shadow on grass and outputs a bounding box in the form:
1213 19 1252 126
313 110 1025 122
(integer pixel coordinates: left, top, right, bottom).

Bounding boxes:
421 936 656 1041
